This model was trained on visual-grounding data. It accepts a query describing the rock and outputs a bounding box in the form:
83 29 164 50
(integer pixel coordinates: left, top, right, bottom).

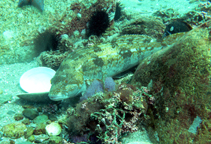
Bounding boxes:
45 122 62 136
22 109 39 120
2 123 27 138
14 113 24 121
37 107 42 112
132 26 211 143
48 114 57 121
0 141 10 144
49 136 63 144
22 119 31 125
34 134 50 143
28 135 35 142
24 127 34 139
33 123 46 135
33 115 48 124
9 140 15 144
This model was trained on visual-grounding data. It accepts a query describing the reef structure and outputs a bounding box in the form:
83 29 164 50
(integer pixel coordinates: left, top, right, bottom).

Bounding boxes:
66 83 149 143
132 23 211 143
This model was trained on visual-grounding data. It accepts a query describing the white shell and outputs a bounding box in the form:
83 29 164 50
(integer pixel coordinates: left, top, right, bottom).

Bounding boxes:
20 67 55 93
45 122 62 136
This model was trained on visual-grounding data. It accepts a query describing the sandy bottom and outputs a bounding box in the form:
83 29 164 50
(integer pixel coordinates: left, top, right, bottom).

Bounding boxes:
0 60 39 124
0 60 40 143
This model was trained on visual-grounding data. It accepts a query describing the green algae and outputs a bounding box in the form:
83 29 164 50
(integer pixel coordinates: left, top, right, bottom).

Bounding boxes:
132 26 211 143
2 123 27 138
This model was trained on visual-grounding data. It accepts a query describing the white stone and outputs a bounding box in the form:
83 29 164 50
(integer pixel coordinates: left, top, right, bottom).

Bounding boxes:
45 122 62 136
19 67 55 93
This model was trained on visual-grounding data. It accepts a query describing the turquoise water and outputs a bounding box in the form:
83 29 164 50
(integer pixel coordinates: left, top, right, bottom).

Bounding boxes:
0 0 210 143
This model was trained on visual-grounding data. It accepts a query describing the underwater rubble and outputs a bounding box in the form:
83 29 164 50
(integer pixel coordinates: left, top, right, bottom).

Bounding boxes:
66 83 149 143
1 0 211 144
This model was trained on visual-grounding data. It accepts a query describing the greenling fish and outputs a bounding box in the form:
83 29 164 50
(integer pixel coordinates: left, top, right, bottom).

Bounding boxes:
49 35 165 101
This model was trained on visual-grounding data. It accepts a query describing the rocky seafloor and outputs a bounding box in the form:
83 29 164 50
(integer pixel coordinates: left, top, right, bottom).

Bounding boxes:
0 0 211 144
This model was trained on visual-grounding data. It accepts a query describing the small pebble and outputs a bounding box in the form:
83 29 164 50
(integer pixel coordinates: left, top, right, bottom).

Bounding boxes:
22 119 31 125
22 109 39 120
34 123 46 135
14 113 24 121
33 114 48 124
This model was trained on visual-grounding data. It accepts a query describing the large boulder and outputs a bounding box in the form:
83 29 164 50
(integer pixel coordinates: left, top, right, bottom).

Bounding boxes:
132 25 211 143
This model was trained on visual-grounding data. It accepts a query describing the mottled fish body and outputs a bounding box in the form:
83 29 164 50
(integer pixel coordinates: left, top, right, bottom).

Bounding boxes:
49 35 164 101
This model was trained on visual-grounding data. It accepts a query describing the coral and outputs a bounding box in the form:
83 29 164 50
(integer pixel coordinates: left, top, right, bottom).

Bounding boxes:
132 24 211 143
66 83 149 143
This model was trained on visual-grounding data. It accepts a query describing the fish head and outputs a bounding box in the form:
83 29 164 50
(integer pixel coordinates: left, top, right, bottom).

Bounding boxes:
48 70 85 101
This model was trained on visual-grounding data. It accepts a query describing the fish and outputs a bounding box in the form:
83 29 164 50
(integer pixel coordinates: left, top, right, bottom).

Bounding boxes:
49 35 165 101
162 21 192 38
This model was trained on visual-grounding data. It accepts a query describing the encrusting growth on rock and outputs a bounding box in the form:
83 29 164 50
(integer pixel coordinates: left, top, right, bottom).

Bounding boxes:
132 23 211 143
